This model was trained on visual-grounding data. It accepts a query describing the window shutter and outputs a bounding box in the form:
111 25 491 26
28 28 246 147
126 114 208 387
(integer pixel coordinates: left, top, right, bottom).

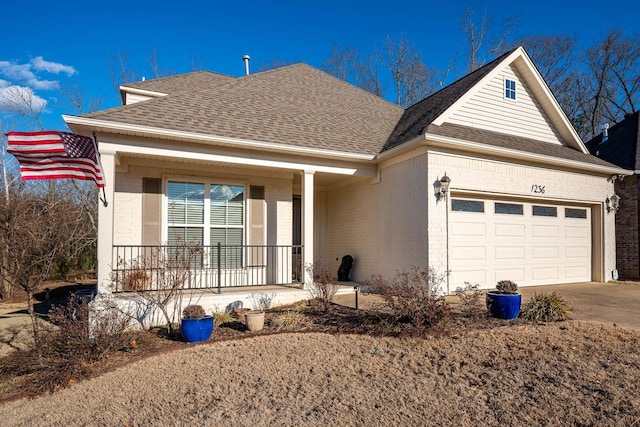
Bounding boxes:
248 186 265 267
142 178 161 245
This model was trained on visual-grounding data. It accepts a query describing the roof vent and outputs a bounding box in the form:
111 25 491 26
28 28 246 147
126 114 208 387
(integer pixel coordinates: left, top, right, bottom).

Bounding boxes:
243 55 251 76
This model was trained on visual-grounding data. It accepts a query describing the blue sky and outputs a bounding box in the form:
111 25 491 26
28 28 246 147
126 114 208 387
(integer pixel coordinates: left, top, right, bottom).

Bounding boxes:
1 0 639 131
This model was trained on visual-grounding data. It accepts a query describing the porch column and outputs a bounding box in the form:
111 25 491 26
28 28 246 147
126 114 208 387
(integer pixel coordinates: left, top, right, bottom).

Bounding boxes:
302 170 315 289
97 150 116 295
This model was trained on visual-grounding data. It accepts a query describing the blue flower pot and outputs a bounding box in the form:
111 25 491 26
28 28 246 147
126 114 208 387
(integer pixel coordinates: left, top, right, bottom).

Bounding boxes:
486 292 521 320
181 316 214 343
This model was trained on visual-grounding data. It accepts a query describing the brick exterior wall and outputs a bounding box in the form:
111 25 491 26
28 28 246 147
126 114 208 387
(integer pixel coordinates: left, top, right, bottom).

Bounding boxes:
614 175 640 279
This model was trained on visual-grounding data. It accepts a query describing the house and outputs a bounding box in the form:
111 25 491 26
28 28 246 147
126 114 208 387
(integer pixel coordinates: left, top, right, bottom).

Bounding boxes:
63 46 628 321
585 111 640 279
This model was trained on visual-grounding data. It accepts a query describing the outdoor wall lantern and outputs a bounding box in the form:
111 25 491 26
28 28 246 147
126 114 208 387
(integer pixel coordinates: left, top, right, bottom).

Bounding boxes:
606 194 620 213
434 173 451 203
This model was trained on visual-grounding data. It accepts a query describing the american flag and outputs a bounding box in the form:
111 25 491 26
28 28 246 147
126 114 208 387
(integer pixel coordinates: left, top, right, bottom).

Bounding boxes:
6 131 105 188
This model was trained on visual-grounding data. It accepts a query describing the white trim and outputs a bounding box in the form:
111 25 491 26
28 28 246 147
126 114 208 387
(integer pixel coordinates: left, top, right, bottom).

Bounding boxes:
97 141 369 177
64 115 375 161
425 132 631 176
118 86 168 98
375 131 631 176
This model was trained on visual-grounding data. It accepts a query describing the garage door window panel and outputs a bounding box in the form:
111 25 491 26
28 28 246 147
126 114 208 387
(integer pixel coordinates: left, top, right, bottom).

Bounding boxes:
495 202 523 215
532 205 557 217
565 208 587 219
452 199 484 212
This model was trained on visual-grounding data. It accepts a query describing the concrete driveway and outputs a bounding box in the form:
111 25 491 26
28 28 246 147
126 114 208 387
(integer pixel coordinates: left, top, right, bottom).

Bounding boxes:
518 282 640 330
335 281 640 330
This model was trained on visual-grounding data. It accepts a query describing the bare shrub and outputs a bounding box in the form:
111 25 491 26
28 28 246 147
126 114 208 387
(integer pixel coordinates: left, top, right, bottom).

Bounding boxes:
520 292 572 322
496 280 518 294
213 311 234 326
251 291 276 311
122 269 150 292
273 310 306 331
305 262 340 312
455 282 486 318
114 240 203 337
0 296 132 394
182 305 206 319
371 266 450 327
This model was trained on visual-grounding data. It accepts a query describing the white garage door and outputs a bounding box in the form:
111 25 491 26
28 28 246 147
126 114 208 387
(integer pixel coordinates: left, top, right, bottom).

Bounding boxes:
449 198 591 289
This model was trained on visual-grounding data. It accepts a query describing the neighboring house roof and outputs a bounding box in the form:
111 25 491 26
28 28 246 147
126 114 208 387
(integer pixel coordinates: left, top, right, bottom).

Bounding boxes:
67 47 623 173
585 111 640 171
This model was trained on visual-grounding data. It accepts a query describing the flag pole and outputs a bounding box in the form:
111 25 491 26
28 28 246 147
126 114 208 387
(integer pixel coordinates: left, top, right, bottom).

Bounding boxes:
92 131 108 207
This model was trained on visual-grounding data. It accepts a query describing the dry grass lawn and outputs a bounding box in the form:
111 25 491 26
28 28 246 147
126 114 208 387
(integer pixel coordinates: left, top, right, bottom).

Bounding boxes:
0 320 638 426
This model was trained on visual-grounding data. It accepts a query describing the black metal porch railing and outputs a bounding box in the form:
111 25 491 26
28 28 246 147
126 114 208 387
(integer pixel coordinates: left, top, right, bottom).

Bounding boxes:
112 244 303 293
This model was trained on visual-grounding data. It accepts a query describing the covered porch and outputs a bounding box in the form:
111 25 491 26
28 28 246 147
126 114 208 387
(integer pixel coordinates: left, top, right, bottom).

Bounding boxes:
88 131 377 300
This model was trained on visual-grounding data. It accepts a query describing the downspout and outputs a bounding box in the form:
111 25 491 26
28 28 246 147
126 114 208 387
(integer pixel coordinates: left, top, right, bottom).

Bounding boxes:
445 192 450 294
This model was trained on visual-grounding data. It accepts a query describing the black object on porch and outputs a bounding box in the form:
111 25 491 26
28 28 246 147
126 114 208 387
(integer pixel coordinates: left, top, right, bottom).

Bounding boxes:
338 255 354 281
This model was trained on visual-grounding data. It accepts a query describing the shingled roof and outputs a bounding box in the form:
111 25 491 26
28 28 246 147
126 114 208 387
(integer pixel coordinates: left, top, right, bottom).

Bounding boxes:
121 71 235 94
88 64 405 156
78 48 617 171
429 123 618 168
585 111 640 170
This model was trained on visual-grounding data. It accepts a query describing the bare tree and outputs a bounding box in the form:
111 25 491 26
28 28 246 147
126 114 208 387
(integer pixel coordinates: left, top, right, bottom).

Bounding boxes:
60 80 103 114
321 46 385 97
0 187 71 341
518 35 577 88
381 34 438 107
460 7 518 72
600 32 640 119
0 122 17 299
148 48 176 79
0 86 46 130
108 50 140 101
189 54 206 72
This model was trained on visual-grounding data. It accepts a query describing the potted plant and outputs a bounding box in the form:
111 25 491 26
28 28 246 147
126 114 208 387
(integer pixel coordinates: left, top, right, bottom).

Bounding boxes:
486 280 521 320
180 305 214 343
243 292 275 332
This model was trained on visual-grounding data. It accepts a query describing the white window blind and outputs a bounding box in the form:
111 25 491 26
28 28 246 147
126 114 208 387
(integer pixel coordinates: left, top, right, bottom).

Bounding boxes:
167 181 245 268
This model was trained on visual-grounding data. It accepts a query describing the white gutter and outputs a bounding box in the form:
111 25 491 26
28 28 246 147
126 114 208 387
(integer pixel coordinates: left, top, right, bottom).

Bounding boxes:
98 142 369 176
375 131 631 176
425 132 631 176
118 86 168 98
63 115 376 161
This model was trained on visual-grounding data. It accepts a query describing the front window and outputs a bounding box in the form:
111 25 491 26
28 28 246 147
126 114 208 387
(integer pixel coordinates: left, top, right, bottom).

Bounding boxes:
167 181 244 268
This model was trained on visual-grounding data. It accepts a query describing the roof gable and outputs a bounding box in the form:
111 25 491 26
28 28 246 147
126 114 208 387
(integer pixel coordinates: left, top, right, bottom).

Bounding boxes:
383 49 513 151
585 111 640 170
432 47 586 153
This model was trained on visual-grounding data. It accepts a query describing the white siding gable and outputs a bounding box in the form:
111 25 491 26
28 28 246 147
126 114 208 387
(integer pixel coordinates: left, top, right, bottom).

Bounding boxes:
125 93 154 105
444 64 563 145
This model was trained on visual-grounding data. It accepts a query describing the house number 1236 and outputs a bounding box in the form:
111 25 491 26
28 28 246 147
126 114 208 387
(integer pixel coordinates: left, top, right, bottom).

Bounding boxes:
531 184 545 194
